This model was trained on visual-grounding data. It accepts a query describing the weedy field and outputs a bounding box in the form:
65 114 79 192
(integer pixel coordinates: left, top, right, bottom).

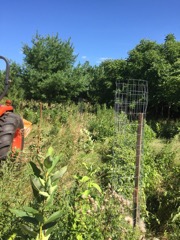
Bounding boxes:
0 101 179 240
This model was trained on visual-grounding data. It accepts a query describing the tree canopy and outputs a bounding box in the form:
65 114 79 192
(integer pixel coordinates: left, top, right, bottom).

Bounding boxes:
125 34 180 118
0 33 179 119
21 33 91 102
23 33 76 72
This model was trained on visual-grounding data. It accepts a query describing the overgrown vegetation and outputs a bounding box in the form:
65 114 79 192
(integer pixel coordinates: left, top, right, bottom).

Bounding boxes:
0 32 179 239
0 102 179 239
0 33 180 119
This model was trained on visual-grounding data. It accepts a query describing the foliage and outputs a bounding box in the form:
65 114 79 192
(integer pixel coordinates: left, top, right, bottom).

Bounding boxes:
1 32 180 119
23 33 76 72
0 101 179 239
126 34 180 118
20 33 92 102
88 59 127 105
144 132 180 237
86 33 180 117
22 33 65 100
0 61 24 106
87 104 115 141
0 27 180 240
148 119 180 139
51 168 143 240
10 147 67 240
0 159 31 239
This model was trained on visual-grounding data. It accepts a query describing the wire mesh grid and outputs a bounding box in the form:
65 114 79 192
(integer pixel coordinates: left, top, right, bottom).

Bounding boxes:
115 79 148 122
113 79 148 226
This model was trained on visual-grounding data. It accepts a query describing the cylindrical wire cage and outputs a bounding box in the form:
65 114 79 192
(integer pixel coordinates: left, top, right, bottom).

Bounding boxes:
115 79 148 123
114 79 148 227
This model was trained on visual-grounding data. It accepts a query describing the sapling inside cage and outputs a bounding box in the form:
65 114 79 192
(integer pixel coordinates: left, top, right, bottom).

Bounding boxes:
114 79 148 227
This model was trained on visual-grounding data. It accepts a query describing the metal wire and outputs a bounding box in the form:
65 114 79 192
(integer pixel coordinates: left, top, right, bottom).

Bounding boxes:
115 79 148 121
113 79 148 227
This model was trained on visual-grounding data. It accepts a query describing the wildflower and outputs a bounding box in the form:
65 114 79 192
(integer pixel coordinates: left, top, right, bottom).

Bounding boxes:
125 216 133 226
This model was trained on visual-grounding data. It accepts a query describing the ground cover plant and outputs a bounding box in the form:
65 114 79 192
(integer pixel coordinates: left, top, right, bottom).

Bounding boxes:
0 32 180 239
0 101 179 239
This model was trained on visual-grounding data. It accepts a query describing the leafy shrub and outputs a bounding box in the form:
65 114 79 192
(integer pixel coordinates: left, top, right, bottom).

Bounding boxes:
23 108 39 124
10 147 67 240
0 159 31 239
87 105 115 141
77 128 94 153
51 171 143 240
144 133 180 237
149 120 180 139
0 100 179 239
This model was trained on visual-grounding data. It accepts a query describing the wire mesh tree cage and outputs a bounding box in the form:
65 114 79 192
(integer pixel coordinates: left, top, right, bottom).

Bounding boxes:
114 79 148 227
115 79 148 122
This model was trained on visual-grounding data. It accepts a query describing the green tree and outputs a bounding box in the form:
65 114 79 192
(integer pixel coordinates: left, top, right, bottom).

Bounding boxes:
70 61 94 101
162 34 180 117
23 33 76 73
126 35 180 118
8 62 24 101
89 59 127 105
22 33 90 102
163 33 180 64
0 61 24 104
163 58 180 117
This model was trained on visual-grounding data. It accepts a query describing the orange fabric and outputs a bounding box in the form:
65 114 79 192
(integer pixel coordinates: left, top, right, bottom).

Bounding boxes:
23 119 32 138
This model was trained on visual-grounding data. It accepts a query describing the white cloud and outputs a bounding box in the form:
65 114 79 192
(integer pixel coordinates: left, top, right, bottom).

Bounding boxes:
82 56 87 59
96 57 112 64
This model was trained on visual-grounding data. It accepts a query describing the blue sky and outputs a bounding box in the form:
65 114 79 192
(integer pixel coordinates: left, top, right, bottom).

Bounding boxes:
0 0 180 70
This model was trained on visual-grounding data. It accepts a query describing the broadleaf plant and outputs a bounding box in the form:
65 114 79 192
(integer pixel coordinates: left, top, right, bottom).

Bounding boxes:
10 147 67 240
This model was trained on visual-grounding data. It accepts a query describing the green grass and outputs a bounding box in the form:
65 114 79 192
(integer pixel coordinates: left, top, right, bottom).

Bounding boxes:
0 101 179 239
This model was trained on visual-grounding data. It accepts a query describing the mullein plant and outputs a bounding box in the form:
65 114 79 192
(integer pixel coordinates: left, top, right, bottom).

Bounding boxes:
10 147 67 240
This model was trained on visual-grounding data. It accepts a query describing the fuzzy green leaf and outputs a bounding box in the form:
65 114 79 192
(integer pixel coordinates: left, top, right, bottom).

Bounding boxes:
23 206 39 214
39 177 45 186
22 216 38 225
49 185 57 195
10 209 29 217
81 190 90 198
80 176 90 183
42 221 57 230
47 155 61 174
90 182 102 193
44 224 57 236
29 161 41 177
20 224 37 237
45 210 62 224
34 213 44 223
51 166 67 182
30 176 41 192
44 156 53 169
47 175 52 187
46 146 54 157
45 195 54 209
39 191 50 198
